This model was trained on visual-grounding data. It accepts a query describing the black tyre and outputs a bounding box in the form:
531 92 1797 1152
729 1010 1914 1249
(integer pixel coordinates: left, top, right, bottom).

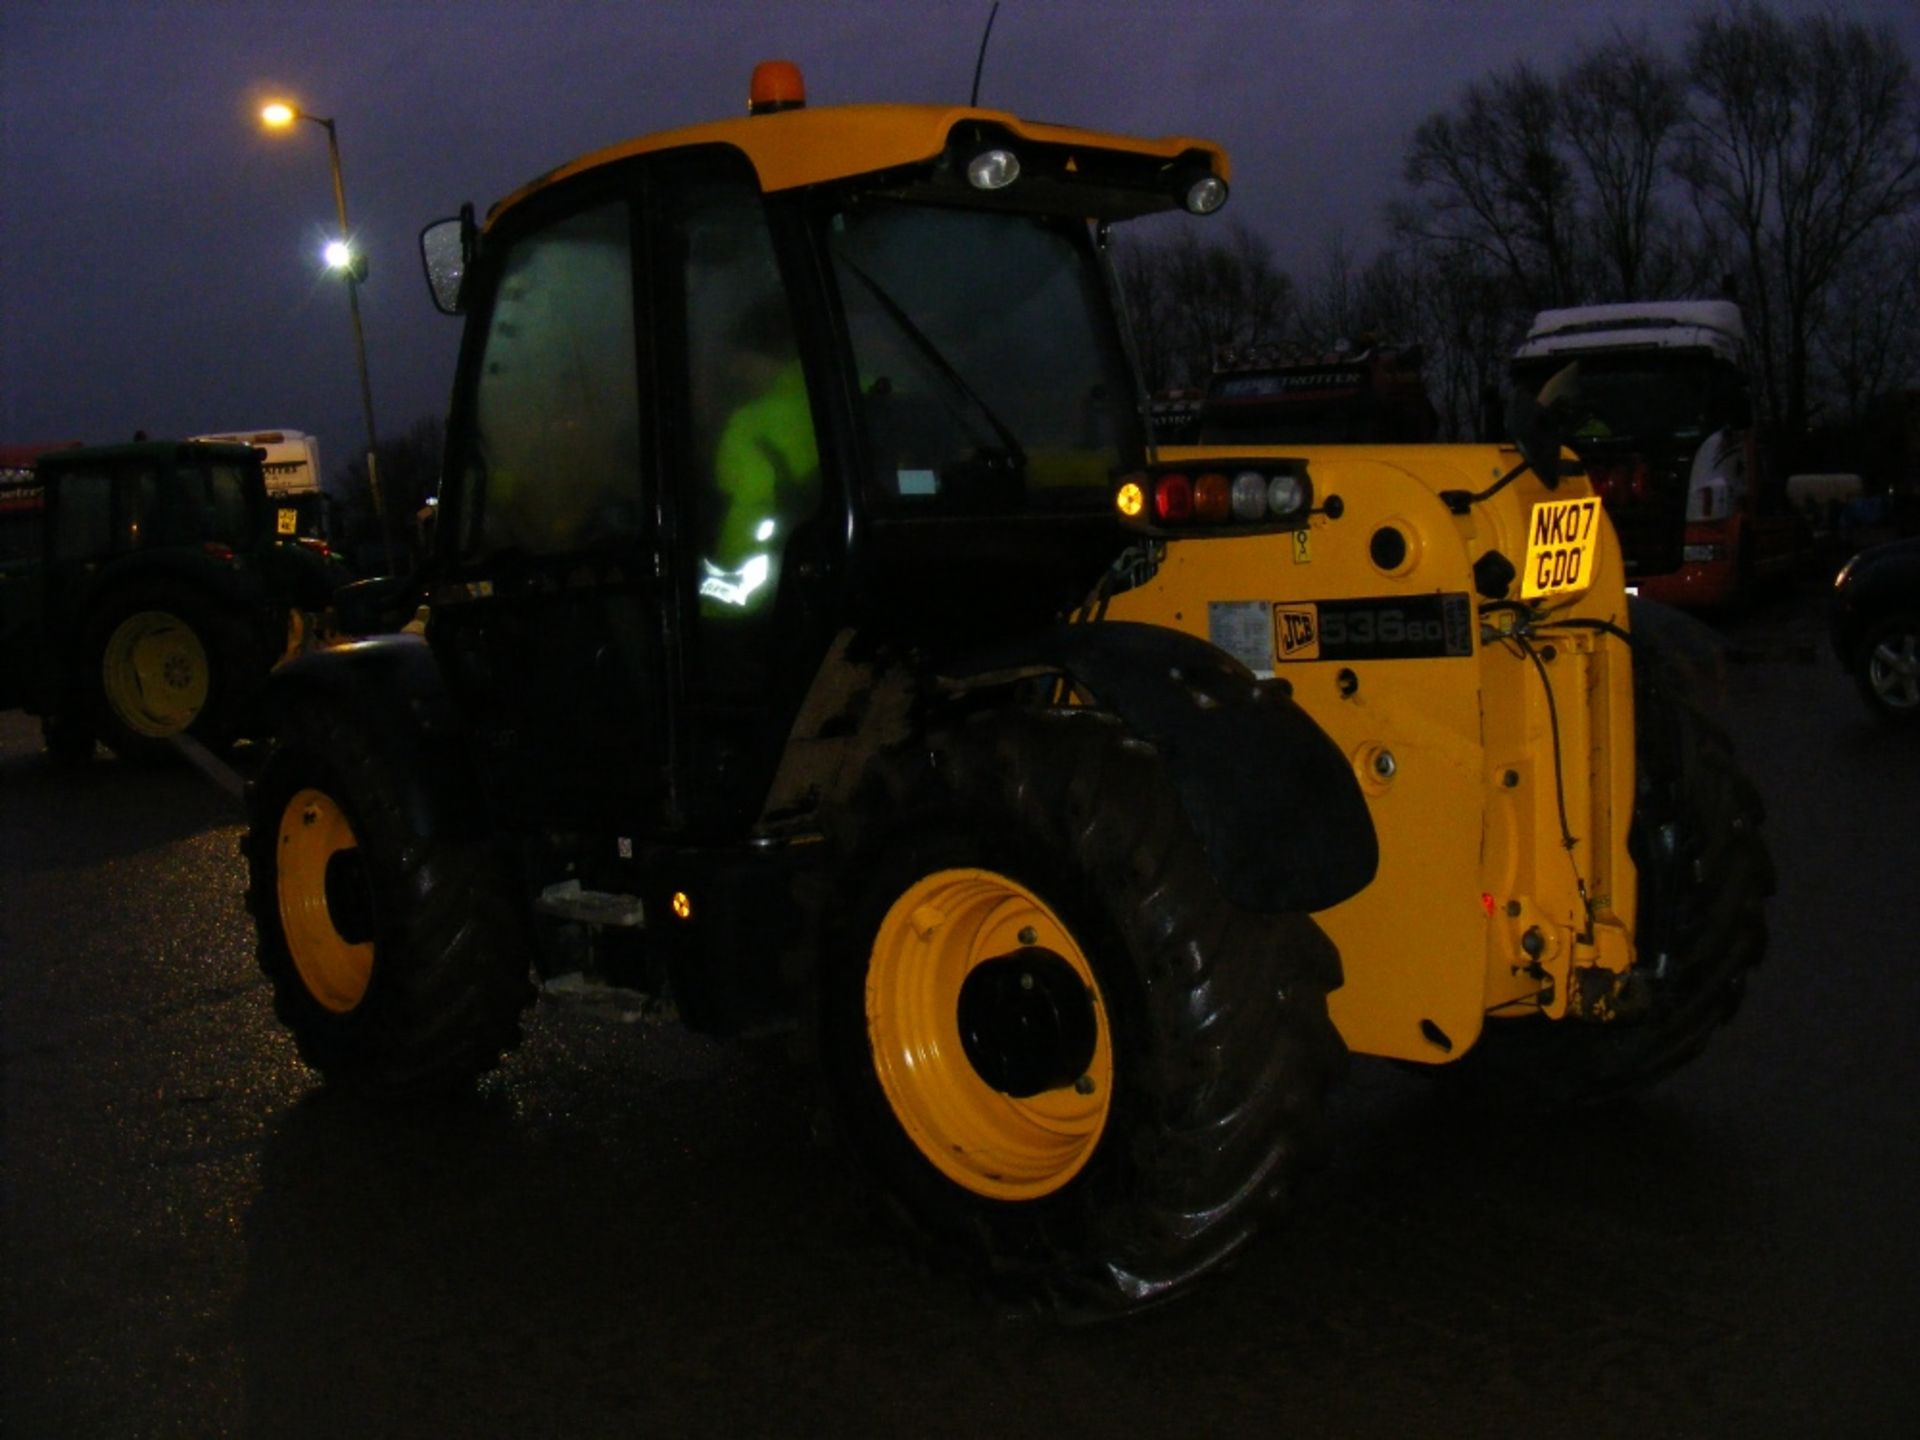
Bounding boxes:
83 579 265 760
244 700 536 1096
1854 611 1920 724
1453 639 1772 1107
818 708 1344 1315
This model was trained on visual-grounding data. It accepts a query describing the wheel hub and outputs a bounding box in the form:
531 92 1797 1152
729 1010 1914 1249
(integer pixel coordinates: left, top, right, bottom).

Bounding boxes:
865 867 1113 1201
1870 632 1920 709
956 947 1098 1098
102 610 209 736
276 788 375 1013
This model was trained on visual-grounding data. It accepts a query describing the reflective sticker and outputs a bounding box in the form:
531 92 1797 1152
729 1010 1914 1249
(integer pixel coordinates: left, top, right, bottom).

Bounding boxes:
1292 529 1312 564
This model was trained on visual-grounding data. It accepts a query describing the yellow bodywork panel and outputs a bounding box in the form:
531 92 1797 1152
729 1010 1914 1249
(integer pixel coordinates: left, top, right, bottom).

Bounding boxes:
1101 445 1639 1063
489 103 1227 226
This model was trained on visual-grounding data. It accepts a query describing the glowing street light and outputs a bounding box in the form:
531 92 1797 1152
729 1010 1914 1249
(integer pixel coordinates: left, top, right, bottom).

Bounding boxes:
260 98 394 571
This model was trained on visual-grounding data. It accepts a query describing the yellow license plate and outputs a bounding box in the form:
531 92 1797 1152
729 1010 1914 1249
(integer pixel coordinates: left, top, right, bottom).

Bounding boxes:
1522 496 1602 599
276 507 299 536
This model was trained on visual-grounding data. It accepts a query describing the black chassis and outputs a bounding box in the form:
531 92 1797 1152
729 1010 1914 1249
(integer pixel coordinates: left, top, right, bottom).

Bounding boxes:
269 615 1377 1036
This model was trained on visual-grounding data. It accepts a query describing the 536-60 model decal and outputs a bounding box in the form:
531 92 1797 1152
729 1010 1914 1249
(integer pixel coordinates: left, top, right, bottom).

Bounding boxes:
1209 593 1475 673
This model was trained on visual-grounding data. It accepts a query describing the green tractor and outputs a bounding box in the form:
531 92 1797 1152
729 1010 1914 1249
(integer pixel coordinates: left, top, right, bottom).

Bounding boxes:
0 440 338 762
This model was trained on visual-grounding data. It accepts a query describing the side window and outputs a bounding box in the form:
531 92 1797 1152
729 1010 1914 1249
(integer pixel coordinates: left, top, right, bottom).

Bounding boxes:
677 175 818 615
133 467 195 546
465 200 642 556
51 471 115 560
0 482 44 563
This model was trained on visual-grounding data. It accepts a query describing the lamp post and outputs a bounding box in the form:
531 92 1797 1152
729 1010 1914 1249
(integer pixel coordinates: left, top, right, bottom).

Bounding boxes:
261 101 395 573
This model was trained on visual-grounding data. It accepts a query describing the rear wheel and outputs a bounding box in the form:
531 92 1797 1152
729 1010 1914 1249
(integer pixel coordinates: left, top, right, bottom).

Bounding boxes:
820 709 1343 1315
84 581 263 759
245 700 535 1095
1454 638 1772 1106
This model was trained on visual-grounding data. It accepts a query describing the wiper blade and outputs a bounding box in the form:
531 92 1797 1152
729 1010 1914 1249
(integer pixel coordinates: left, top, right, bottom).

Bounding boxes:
838 256 1027 467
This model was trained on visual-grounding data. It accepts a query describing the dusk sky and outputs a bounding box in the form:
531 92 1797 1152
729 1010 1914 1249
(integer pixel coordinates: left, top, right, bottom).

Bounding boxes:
5 0 1917 478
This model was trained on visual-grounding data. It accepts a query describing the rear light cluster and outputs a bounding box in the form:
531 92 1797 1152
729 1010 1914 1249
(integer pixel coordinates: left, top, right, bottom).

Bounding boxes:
1116 466 1312 529
1587 456 1651 503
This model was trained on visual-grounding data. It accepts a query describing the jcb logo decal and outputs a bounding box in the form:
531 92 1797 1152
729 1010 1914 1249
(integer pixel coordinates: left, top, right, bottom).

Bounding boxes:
1274 604 1320 661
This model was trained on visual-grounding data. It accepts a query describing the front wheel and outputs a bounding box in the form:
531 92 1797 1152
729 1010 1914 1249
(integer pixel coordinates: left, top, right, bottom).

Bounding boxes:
244 700 535 1095
819 709 1344 1315
1856 612 1920 723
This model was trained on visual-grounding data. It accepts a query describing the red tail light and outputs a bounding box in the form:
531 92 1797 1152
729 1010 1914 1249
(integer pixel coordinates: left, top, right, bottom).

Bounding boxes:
1153 473 1193 522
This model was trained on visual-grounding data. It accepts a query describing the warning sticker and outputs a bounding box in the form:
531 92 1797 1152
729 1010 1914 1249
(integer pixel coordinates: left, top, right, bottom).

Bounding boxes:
1208 601 1275 677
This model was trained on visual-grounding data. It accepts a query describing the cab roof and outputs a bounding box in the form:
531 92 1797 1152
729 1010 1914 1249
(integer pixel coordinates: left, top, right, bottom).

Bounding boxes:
35 440 263 471
488 101 1229 227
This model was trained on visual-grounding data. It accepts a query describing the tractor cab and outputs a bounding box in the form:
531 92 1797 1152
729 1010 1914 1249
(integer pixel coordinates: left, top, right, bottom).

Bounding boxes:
408 66 1239 838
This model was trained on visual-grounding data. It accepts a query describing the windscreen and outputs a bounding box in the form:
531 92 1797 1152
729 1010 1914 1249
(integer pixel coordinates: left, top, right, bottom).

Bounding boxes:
142 462 258 548
826 201 1142 512
1514 351 1742 449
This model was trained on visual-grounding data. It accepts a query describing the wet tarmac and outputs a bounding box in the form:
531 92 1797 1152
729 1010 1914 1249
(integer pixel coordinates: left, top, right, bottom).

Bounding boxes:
3 581 1916 1438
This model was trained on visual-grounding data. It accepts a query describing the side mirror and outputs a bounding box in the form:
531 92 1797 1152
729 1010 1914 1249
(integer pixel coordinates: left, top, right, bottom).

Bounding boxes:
1508 361 1580 490
418 204 476 315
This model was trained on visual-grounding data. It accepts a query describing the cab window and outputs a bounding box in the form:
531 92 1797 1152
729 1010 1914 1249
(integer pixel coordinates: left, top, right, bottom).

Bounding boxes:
461 200 643 558
50 470 116 560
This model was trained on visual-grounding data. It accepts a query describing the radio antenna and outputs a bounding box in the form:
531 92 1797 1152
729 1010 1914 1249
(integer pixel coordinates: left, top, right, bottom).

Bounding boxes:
970 2 1001 106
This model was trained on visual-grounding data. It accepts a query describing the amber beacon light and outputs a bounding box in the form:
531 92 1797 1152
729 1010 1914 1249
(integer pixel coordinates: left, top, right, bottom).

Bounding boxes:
749 61 807 114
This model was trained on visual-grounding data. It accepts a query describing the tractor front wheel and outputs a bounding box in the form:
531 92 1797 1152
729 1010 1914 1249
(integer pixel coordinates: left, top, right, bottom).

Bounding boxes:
245 700 535 1096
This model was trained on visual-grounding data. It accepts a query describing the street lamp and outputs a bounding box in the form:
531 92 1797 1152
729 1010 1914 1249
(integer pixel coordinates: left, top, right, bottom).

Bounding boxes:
261 99 394 572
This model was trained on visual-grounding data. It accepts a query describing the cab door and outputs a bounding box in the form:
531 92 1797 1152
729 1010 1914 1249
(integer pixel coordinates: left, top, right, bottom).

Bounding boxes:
429 180 670 834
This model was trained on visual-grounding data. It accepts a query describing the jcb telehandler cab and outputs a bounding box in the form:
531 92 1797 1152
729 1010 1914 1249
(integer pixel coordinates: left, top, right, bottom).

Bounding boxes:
245 64 1379 1314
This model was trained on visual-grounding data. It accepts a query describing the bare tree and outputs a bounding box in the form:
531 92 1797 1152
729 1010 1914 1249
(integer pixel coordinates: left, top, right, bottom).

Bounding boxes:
1558 34 1693 299
1402 62 1580 311
1677 2 1920 435
336 415 443 565
1813 218 1920 431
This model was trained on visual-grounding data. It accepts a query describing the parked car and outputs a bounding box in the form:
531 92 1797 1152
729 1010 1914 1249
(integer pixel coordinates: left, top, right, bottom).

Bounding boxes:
1831 535 1920 723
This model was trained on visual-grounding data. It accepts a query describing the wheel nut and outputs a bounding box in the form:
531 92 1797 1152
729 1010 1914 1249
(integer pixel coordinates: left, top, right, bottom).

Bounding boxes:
1019 972 1035 991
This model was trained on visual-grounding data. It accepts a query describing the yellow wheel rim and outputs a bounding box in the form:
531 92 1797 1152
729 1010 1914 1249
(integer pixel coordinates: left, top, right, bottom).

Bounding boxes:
101 610 208 736
867 867 1113 1201
276 788 375 1014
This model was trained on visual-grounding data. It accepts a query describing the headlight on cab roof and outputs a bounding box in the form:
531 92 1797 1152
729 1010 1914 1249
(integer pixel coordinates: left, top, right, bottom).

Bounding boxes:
1115 461 1313 532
